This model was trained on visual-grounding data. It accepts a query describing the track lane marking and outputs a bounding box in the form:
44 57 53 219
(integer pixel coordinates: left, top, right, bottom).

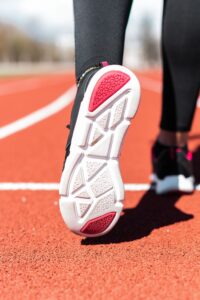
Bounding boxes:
0 76 161 140
0 75 160 140
0 182 200 191
0 183 150 191
0 74 199 141
0 85 76 139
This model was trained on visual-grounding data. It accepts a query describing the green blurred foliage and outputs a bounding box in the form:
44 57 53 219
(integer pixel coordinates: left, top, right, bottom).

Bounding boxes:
0 23 62 62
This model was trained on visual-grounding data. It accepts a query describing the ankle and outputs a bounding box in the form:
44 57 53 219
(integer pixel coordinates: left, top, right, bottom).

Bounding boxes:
158 130 188 147
77 61 109 87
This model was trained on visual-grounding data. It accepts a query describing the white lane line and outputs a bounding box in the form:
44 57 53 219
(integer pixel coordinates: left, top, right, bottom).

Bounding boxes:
1 182 200 191
1 182 199 191
124 183 150 191
0 85 76 139
0 182 151 191
0 183 60 191
0 74 198 141
0 75 161 141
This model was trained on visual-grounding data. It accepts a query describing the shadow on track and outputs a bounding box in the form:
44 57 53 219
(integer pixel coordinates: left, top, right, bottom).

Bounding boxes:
81 190 193 245
82 145 200 245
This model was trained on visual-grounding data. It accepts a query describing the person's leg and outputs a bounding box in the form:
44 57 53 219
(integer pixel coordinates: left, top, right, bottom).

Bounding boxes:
73 0 133 81
65 0 133 157
65 0 134 156
152 0 200 194
159 0 200 147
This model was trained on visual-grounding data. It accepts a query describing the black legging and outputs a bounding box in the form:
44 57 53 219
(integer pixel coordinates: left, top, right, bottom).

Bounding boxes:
161 0 200 131
73 0 200 132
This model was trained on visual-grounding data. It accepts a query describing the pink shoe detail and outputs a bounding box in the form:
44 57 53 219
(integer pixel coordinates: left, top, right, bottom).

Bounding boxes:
186 151 193 161
101 61 109 67
81 212 116 235
176 148 193 161
89 71 130 112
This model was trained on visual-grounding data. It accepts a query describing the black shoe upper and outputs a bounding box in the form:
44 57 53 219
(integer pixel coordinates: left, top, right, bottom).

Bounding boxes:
152 141 194 180
63 67 102 169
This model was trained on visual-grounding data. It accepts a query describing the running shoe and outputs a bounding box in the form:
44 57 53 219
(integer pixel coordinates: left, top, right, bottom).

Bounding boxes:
151 141 195 194
59 63 140 237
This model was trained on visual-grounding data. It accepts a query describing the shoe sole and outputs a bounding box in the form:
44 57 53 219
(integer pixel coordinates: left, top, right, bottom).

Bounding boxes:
152 174 195 195
59 65 140 237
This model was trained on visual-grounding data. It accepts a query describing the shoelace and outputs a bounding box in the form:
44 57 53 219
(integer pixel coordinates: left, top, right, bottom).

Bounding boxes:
77 65 100 87
77 61 109 87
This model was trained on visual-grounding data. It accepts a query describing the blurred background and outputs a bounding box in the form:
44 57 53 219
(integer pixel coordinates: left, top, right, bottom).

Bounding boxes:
0 0 163 75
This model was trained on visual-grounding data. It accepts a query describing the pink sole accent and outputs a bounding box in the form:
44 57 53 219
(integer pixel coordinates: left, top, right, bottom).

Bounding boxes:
80 212 116 235
89 71 130 112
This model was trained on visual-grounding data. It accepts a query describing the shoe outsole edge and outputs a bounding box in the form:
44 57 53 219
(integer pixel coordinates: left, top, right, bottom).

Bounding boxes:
59 65 140 237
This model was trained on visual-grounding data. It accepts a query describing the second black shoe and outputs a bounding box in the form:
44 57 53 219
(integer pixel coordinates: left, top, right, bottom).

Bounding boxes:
151 141 195 194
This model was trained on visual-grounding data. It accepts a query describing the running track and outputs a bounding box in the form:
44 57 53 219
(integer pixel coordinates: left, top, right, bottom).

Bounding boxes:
1 70 200 299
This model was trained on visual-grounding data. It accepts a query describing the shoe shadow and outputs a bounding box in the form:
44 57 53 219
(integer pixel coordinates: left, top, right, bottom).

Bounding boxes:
81 190 193 245
81 143 200 246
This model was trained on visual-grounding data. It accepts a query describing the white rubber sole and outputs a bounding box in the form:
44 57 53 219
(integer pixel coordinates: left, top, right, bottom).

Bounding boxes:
59 65 140 237
152 174 195 195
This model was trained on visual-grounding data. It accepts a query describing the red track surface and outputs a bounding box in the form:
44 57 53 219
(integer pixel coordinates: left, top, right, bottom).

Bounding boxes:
1 71 200 299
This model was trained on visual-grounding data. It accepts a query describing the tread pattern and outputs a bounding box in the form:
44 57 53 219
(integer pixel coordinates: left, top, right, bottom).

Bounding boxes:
71 167 85 193
89 191 115 219
90 169 113 198
69 94 128 231
67 93 129 231
80 212 116 235
97 113 109 130
78 203 91 218
86 160 104 180
89 71 130 112
110 100 126 129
